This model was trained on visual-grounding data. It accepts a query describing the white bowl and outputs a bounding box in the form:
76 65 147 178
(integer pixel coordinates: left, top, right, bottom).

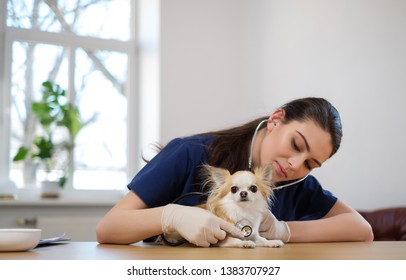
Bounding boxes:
0 229 42 252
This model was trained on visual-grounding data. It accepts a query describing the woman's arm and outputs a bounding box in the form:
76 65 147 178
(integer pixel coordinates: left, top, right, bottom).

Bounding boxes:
96 190 244 245
96 191 163 244
288 200 374 242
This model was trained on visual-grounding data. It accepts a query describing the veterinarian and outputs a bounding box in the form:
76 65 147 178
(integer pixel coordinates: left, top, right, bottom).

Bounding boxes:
96 97 374 247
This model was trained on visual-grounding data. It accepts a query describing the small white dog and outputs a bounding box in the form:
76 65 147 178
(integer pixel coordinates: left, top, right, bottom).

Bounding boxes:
203 164 284 248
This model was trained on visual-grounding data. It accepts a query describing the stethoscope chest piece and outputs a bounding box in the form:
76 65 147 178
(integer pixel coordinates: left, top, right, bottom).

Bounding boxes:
235 220 253 238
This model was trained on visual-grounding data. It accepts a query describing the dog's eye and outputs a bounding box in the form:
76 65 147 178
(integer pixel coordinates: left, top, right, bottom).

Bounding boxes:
250 185 257 193
231 186 238 193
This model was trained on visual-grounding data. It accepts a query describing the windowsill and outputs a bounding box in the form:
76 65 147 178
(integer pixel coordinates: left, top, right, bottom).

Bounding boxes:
0 188 125 207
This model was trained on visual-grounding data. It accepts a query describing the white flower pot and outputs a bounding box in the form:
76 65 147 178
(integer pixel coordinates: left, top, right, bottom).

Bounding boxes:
40 180 61 199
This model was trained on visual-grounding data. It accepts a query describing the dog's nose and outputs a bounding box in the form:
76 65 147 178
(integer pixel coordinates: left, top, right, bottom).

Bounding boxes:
240 191 248 198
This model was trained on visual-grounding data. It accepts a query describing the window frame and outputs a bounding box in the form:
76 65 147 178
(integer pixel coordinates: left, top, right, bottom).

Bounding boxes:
0 1 141 199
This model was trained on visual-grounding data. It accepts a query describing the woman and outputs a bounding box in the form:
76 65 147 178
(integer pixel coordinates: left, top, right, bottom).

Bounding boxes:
96 97 374 246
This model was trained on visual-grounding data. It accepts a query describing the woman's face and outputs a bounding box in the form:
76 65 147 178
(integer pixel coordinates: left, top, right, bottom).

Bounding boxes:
254 111 333 183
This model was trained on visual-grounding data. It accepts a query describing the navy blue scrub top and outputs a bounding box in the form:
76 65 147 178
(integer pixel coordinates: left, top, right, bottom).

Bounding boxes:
127 135 337 222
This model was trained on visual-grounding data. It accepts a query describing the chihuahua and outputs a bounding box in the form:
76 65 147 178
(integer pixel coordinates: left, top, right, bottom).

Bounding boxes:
203 164 284 248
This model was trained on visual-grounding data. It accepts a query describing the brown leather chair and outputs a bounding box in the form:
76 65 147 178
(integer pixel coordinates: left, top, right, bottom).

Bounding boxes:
358 207 406 241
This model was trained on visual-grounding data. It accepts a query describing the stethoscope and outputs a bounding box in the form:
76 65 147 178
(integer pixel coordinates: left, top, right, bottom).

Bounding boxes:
249 119 309 190
161 119 309 246
232 119 309 239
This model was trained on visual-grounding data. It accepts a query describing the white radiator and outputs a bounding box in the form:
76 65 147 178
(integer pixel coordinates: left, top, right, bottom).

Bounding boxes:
36 216 100 241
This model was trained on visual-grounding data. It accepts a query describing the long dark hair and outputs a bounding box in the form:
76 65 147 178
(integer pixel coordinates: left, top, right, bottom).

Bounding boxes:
199 97 343 173
197 117 265 173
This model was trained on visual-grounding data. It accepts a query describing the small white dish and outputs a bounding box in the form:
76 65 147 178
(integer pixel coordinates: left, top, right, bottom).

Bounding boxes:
0 228 42 252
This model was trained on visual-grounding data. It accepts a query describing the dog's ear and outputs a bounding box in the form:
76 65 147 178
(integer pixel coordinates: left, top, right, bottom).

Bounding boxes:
254 164 273 186
203 165 230 187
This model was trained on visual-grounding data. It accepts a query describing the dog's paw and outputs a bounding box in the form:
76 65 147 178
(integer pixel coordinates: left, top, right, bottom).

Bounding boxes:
218 237 255 248
241 240 256 248
264 240 284 248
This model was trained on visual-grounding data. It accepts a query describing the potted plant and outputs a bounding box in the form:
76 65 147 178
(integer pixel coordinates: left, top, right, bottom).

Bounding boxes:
13 81 84 198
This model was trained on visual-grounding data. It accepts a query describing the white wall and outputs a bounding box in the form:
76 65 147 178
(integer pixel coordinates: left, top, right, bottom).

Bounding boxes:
160 0 266 138
160 0 406 210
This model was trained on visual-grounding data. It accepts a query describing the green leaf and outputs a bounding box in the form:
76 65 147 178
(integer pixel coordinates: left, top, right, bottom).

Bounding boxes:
32 102 55 128
67 106 83 137
57 104 83 138
42 80 53 89
58 176 67 188
13 146 29 161
33 136 53 159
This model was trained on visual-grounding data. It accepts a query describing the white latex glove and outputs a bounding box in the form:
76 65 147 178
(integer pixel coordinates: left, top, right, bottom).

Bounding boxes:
259 210 291 242
161 204 245 247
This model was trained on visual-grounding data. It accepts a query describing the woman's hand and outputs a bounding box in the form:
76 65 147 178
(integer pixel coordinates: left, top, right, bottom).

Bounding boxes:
161 204 244 247
259 210 291 242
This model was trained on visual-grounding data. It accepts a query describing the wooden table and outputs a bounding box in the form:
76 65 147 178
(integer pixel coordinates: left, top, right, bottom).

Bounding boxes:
1 241 405 260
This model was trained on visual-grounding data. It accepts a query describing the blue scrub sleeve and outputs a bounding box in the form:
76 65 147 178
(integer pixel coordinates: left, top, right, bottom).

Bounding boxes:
127 137 207 208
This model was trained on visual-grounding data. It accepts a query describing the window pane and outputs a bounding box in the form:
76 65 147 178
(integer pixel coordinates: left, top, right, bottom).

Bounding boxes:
74 48 128 190
7 0 130 41
6 0 133 191
10 42 69 187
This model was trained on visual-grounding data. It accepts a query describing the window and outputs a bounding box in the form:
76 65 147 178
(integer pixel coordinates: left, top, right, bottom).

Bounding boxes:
0 0 159 193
